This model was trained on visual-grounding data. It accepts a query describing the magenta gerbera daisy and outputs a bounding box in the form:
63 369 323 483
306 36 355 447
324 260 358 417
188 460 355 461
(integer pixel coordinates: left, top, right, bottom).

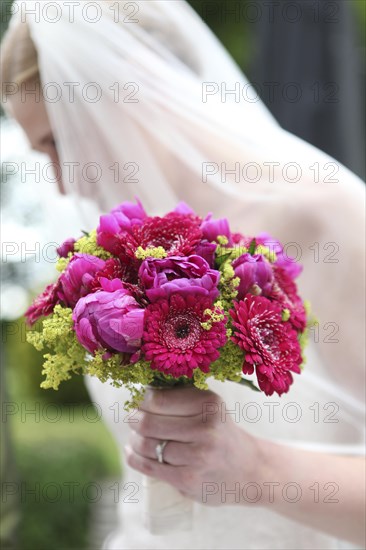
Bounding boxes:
142 294 227 378
230 295 302 396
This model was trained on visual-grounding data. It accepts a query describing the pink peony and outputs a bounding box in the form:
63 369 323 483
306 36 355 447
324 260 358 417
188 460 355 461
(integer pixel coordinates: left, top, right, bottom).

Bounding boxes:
200 214 232 245
195 240 217 267
57 238 76 258
139 255 220 302
232 253 273 300
58 254 106 308
73 288 144 355
230 295 302 396
142 294 227 378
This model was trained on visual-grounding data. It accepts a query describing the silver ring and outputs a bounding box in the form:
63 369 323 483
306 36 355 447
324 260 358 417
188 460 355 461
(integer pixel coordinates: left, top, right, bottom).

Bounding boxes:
155 440 168 464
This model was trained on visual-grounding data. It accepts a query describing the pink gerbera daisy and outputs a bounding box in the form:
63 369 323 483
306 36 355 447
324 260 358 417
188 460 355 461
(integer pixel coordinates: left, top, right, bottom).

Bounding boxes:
142 294 227 378
230 295 302 396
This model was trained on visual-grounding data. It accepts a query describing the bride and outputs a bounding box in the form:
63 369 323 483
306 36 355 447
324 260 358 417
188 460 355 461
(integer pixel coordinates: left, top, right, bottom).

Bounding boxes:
1 1 365 549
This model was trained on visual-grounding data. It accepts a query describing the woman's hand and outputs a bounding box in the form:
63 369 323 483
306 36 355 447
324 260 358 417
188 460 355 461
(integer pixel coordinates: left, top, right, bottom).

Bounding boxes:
125 386 263 505
125 385 366 546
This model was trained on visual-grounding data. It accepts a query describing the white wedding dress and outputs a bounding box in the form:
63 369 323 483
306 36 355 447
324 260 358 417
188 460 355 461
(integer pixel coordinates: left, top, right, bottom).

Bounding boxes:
14 0 365 548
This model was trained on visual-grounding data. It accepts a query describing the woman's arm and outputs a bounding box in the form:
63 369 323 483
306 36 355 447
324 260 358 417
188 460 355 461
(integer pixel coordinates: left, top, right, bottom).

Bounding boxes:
126 386 365 547
257 438 365 547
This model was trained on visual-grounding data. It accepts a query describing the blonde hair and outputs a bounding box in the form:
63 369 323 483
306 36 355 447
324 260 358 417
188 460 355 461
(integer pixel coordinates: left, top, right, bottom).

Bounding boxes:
0 20 39 95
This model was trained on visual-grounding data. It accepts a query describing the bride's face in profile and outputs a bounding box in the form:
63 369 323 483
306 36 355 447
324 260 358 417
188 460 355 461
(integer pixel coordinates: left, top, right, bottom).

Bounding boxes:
7 86 65 194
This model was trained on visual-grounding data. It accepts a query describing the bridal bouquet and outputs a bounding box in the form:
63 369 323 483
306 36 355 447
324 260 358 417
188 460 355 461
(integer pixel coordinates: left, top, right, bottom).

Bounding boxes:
26 199 312 533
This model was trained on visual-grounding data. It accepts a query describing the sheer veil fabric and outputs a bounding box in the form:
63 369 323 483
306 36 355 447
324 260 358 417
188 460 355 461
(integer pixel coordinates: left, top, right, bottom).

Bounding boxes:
15 0 365 547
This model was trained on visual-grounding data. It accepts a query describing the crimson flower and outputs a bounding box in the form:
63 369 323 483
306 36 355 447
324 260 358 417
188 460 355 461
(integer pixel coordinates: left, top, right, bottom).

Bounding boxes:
230 295 302 396
117 213 202 261
142 294 227 378
25 283 61 326
270 266 306 330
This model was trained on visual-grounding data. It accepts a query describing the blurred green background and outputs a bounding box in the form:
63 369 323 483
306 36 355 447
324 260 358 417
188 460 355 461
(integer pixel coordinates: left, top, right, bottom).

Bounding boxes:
1 318 121 550
1 1 365 549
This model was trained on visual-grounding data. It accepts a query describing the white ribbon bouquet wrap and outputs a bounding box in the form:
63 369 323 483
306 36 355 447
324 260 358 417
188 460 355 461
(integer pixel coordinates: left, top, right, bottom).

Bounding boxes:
141 385 193 534
142 475 193 534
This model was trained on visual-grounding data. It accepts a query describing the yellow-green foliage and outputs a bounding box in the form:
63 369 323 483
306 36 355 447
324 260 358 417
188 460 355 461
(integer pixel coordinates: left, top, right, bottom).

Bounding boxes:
214 241 242 313
74 230 112 260
218 262 240 312
55 255 72 273
215 243 247 265
216 235 229 246
209 340 244 383
298 301 317 370
135 246 167 260
254 244 277 263
282 308 291 321
201 302 225 330
26 305 86 390
192 368 210 390
193 339 244 389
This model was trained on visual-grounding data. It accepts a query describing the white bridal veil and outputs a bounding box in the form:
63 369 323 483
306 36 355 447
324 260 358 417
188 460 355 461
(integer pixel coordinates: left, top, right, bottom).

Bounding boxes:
13 0 365 446
7 2 365 548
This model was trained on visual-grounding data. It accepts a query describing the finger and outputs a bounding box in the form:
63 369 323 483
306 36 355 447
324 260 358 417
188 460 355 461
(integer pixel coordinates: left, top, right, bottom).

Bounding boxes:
124 445 190 492
129 409 207 442
140 386 221 417
129 432 199 466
